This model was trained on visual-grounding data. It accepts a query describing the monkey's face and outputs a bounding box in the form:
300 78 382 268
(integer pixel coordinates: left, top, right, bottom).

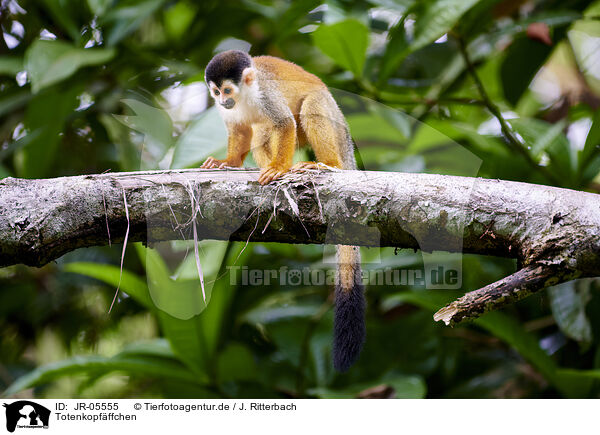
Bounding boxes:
208 80 240 110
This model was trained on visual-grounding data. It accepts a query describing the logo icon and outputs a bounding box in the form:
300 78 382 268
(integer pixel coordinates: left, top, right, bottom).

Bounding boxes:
3 401 50 432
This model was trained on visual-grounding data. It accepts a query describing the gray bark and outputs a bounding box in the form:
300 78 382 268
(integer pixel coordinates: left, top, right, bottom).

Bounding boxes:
1 168 599 324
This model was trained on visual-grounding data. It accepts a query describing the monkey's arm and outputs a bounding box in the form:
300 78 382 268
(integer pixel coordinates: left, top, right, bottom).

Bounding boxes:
257 118 297 184
201 123 252 169
254 92 298 184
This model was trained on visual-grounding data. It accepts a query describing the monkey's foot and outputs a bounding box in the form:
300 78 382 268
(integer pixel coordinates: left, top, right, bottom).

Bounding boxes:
290 161 336 172
200 157 239 169
258 166 287 185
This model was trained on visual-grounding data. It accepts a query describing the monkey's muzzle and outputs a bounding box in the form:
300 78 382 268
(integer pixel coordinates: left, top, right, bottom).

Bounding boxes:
221 98 235 109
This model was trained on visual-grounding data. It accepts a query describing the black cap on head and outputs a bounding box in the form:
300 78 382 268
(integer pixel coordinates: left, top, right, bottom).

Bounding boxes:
205 50 252 87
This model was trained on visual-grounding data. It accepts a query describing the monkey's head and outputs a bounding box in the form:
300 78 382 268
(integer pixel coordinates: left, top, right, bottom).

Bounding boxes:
205 50 256 110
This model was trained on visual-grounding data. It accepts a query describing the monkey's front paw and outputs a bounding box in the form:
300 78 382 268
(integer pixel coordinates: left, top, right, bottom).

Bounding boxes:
200 157 223 169
258 166 288 185
291 161 320 172
201 157 239 169
291 162 336 173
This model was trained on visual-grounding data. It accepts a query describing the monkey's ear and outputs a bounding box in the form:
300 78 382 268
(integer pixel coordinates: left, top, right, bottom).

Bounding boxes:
242 67 255 86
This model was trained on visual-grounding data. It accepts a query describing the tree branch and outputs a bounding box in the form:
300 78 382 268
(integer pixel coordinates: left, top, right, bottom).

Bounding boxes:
433 264 581 325
1 168 599 324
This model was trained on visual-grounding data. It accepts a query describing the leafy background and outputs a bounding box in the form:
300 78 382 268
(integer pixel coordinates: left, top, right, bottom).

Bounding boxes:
1 0 600 398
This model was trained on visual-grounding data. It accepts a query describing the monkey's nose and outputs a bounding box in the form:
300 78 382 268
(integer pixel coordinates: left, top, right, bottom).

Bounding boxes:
221 98 235 109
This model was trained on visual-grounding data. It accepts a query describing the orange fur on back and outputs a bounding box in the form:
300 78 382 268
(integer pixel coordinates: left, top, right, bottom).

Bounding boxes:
253 56 326 119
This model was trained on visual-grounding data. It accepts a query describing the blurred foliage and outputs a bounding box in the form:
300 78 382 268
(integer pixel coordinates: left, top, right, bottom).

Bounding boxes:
1 0 600 399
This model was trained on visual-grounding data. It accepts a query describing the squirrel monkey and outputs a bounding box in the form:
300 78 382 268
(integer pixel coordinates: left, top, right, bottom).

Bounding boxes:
201 50 365 372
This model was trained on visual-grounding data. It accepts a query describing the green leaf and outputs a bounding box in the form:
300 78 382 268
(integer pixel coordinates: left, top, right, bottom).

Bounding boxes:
39 0 82 43
558 369 600 383
63 262 153 309
0 131 41 166
0 164 11 179
411 0 481 52
478 316 593 397
0 57 23 76
378 17 410 83
17 86 81 178
0 90 30 118
500 36 554 106
3 354 205 397
87 0 113 16
100 0 166 46
476 312 560 388
172 240 228 280
99 113 142 171
150 242 243 371
164 1 197 40
309 373 426 398
217 343 258 383
143 246 212 319
114 98 174 161
156 311 210 375
383 373 427 398
243 303 321 324
531 120 568 157
578 109 600 182
199 242 248 358
241 286 323 326
387 290 589 397
549 280 593 343
25 40 115 93
509 118 569 159
367 0 415 11
510 117 575 185
404 120 483 177
312 19 369 78
519 10 582 28
381 290 458 313
346 111 407 146
115 339 176 359
266 320 308 367
135 244 210 374
170 106 227 169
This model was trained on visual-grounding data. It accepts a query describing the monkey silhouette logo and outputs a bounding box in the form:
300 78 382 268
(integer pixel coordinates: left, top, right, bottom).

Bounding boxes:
3 401 50 432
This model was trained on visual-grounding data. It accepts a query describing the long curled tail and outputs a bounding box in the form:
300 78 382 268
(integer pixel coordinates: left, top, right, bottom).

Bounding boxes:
333 245 366 372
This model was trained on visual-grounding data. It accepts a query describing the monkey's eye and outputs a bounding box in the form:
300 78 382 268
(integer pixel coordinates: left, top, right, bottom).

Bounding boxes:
224 88 231 95
214 89 220 96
